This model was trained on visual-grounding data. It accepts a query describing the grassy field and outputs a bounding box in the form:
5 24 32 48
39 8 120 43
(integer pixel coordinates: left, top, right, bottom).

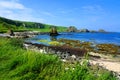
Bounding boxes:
0 26 67 33
26 26 67 32
0 37 117 80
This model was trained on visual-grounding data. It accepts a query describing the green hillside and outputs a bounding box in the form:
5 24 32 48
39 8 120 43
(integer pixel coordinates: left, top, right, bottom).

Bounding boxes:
0 16 67 33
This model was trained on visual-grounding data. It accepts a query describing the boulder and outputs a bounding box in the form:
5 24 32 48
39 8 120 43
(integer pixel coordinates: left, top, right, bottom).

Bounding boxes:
50 27 59 36
8 29 15 36
78 29 90 32
67 26 77 32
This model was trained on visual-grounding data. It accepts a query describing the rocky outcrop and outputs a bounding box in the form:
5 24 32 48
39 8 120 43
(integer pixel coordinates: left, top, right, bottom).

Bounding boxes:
8 29 15 36
14 31 40 38
23 42 86 61
78 29 90 32
89 30 97 33
50 27 59 36
66 26 107 33
67 26 77 32
98 29 106 32
0 31 49 38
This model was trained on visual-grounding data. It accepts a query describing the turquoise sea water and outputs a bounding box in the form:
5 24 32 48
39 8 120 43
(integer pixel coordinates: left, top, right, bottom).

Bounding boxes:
30 32 120 45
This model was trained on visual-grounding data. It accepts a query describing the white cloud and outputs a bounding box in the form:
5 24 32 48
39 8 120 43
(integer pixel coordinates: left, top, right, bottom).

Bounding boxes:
0 0 45 23
0 0 25 10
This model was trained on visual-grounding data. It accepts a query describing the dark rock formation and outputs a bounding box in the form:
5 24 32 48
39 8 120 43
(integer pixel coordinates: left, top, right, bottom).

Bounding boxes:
89 30 97 33
67 26 77 32
50 26 59 36
8 29 15 36
98 29 106 32
24 42 87 58
78 29 90 32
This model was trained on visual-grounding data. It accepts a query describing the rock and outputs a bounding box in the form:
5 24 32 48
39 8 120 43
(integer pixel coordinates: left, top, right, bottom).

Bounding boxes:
14 31 40 38
89 30 97 33
78 29 90 32
8 29 15 36
50 26 59 36
61 53 69 59
98 29 106 32
71 55 76 59
67 26 77 32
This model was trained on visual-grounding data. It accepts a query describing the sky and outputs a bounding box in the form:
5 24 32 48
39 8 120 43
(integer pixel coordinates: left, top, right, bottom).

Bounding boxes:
0 0 120 32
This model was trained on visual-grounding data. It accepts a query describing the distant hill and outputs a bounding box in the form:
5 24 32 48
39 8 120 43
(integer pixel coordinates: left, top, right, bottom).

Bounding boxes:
0 16 67 32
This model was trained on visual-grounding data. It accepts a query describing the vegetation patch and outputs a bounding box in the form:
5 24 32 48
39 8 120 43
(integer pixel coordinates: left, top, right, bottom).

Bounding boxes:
48 41 61 46
0 37 117 80
0 16 67 33
57 38 120 55
38 39 49 43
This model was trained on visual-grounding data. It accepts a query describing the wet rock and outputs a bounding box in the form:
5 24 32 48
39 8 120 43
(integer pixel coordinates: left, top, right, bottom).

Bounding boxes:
50 26 59 36
23 42 87 62
96 44 120 54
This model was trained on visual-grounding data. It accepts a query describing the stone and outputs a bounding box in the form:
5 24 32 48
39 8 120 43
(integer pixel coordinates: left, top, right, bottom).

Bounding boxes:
49 26 59 36
78 29 90 32
61 53 69 59
98 29 106 32
8 29 15 36
67 26 77 32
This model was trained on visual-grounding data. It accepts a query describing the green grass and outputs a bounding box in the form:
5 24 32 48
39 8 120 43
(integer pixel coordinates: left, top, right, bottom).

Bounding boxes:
26 26 67 32
0 16 67 33
0 37 117 80
0 26 67 33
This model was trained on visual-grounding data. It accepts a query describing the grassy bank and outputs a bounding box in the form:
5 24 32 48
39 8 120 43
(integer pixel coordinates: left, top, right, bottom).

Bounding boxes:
0 27 67 33
0 37 117 80
0 16 67 33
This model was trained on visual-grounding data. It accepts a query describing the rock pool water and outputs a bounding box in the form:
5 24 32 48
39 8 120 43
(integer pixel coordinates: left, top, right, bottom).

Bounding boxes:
28 32 120 45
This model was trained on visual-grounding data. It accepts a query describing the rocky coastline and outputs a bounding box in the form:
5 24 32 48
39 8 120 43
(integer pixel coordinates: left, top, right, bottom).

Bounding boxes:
23 41 120 79
66 26 106 33
0 31 49 38
23 39 120 79
23 42 86 61
0 30 120 79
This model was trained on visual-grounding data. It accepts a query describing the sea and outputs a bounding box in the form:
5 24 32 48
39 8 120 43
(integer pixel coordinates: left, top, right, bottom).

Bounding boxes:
30 32 120 46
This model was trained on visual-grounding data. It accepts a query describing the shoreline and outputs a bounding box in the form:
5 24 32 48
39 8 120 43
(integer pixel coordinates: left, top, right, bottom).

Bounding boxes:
0 35 120 79
23 41 120 78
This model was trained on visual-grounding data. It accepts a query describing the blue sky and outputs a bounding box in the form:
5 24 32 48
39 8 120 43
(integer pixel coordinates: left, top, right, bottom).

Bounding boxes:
0 0 120 32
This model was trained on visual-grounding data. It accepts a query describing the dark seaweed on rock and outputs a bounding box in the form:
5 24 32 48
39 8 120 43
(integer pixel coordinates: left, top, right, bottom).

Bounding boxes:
96 44 120 54
49 45 86 56
24 42 87 57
